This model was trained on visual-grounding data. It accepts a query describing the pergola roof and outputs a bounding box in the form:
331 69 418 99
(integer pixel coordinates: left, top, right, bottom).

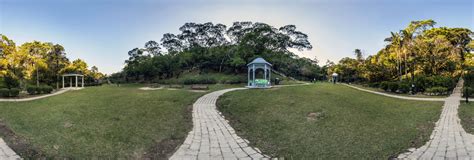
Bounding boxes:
247 57 272 66
62 73 84 77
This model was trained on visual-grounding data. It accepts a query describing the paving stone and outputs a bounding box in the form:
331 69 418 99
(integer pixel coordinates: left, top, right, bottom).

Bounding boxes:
169 88 270 160
398 79 474 159
0 138 20 159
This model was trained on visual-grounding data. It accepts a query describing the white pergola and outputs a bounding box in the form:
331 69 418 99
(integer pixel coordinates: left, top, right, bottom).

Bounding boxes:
62 73 84 88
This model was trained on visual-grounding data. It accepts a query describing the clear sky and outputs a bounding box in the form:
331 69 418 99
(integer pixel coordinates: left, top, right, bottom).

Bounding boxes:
1 0 473 74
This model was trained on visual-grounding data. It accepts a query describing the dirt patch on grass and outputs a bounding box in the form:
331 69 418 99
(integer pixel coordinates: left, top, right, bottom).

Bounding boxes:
143 104 194 159
0 119 47 158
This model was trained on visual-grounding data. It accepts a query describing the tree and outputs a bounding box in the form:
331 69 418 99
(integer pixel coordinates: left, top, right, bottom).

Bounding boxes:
144 40 161 56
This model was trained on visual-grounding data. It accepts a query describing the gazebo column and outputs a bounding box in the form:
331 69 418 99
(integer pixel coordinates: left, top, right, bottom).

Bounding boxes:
75 76 78 88
70 77 72 88
252 65 255 87
248 68 250 86
82 76 84 88
264 65 267 81
62 76 64 88
269 68 271 86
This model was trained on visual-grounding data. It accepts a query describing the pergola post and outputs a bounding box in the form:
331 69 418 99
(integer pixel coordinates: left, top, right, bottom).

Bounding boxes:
252 65 255 87
264 65 267 81
248 67 250 86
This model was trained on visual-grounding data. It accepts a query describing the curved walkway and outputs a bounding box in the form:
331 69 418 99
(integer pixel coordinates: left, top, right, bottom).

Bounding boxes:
0 89 71 102
170 88 269 160
343 84 446 101
398 79 474 159
0 138 21 159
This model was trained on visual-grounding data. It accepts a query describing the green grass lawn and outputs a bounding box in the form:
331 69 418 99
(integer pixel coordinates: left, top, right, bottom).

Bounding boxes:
217 83 443 159
0 84 238 158
459 102 474 133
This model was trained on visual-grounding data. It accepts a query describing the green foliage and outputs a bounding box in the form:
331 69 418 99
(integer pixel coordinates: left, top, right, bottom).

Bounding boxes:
425 87 448 95
119 21 321 83
4 75 20 89
182 77 217 85
27 86 39 95
388 82 399 92
0 88 20 97
40 86 53 93
398 83 410 93
0 88 9 97
9 88 20 97
463 87 473 98
380 81 390 91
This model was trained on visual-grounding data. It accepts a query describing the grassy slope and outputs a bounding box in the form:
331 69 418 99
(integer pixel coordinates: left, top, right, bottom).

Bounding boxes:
0 84 235 158
217 83 442 159
459 102 474 133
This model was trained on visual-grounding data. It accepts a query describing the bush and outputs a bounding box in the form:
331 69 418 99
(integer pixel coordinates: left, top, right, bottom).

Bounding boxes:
425 86 448 95
388 82 399 92
464 87 474 98
380 81 389 91
9 88 20 97
41 86 53 94
27 86 38 95
398 83 410 93
368 82 379 88
4 75 20 89
0 88 20 97
182 77 217 85
0 88 9 97
222 76 246 84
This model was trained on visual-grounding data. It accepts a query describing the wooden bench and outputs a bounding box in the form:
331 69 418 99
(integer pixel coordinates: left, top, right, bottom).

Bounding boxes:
191 85 209 90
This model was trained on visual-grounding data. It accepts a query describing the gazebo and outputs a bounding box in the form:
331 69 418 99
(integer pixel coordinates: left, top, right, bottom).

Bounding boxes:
62 73 84 88
247 57 272 88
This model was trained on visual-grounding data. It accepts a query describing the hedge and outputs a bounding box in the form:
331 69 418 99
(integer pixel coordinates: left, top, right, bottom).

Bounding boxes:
27 85 54 95
425 86 448 95
0 88 20 97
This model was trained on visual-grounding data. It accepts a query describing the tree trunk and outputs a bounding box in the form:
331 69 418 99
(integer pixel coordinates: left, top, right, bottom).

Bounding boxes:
36 66 39 87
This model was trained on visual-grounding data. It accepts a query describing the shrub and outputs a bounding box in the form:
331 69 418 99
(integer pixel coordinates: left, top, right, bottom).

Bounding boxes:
425 86 448 95
388 82 399 92
182 77 217 85
41 86 53 94
223 76 246 84
398 83 410 93
0 88 9 97
8 88 20 97
368 82 379 88
4 75 19 89
464 87 474 98
27 86 38 95
380 81 389 91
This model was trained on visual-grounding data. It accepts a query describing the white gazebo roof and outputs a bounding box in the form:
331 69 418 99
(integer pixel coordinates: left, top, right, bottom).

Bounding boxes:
247 57 272 66
62 73 84 77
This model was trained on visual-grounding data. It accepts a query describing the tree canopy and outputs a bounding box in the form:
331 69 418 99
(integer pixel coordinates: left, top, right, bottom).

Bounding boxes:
0 34 104 89
118 21 321 82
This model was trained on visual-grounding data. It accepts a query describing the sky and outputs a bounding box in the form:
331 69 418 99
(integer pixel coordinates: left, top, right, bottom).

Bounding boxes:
1 0 473 74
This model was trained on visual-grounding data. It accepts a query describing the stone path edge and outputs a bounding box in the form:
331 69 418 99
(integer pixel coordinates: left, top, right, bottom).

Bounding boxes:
0 89 71 102
343 83 446 102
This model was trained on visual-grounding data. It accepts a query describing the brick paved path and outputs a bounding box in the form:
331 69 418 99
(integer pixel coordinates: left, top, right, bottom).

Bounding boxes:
0 138 21 159
169 88 269 160
398 79 474 159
